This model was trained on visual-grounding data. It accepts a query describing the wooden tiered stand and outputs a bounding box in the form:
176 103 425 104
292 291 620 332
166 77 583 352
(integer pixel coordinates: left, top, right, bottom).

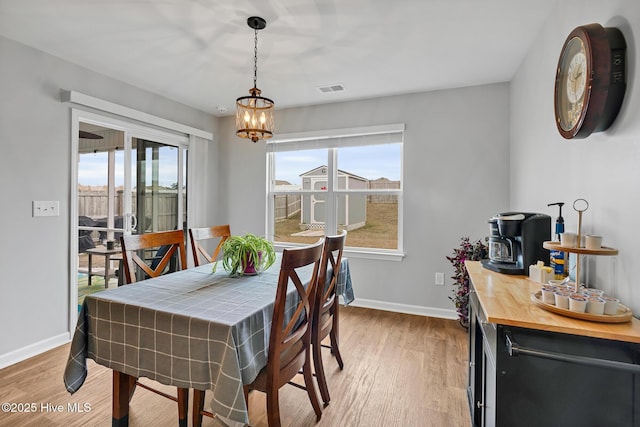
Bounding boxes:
543 241 619 294
538 241 632 323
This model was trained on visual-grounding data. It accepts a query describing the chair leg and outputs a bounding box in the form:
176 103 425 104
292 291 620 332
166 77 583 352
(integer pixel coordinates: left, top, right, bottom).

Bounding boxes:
266 388 281 427
128 376 138 402
177 387 189 427
303 356 323 420
331 307 344 369
313 339 331 405
330 328 344 370
192 389 205 427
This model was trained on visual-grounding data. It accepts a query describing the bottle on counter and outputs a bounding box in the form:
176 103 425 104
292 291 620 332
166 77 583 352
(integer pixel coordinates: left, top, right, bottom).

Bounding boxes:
548 202 568 279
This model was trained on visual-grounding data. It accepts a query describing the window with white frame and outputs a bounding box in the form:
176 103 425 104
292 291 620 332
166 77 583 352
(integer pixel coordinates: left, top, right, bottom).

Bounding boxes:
266 124 404 254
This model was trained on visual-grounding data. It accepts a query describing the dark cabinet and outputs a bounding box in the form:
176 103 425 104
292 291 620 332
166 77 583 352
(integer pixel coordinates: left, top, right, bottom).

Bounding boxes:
468 288 496 427
468 290 480 424
481 350 496 427
468 283 640 427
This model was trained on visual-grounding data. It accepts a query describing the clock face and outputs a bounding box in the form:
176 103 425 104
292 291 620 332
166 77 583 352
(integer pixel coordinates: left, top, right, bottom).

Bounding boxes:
566 51 587 103
556 37 588 132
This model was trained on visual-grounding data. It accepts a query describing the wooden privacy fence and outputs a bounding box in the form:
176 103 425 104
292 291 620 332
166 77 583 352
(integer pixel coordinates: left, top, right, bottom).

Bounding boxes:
78 190 183 232
368 180 400 203
274 194 301 221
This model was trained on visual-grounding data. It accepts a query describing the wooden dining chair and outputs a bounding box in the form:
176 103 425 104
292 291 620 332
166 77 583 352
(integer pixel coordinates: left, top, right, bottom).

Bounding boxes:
192 240 324 427
312 230 347 405
119 230 189 426
120 230 188 283
188 224 231 266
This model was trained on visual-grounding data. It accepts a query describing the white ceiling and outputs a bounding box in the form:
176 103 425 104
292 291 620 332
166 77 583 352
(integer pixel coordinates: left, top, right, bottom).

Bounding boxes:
0 0 559 116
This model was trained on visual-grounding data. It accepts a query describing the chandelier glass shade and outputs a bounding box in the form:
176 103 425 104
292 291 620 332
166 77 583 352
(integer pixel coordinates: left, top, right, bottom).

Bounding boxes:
236 16 274 143
236 87 274 142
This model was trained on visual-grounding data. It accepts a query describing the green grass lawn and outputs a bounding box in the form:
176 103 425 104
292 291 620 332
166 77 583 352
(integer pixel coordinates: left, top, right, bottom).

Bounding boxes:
275 202 398 249
77 273 118 308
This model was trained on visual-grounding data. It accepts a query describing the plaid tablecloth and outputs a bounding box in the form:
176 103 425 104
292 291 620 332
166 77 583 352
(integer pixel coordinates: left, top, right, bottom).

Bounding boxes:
64 254 353 426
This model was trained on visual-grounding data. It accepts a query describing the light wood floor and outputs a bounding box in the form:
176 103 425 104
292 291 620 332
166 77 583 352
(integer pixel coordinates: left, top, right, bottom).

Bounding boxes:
0 307 471 427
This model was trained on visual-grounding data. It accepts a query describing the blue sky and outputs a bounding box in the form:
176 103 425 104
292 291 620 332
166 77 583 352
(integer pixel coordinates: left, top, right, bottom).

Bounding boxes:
275 144 402 185
79 144 401 188
78 152 111 186
78 147 180 187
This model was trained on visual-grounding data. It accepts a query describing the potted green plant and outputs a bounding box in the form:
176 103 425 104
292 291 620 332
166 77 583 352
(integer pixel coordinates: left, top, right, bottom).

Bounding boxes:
215 233 276 276
446 237 488 329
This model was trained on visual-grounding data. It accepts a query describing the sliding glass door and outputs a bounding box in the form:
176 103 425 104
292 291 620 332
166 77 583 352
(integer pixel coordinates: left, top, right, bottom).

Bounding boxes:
74 111 188 308
77 124 126 297
131 137 187 236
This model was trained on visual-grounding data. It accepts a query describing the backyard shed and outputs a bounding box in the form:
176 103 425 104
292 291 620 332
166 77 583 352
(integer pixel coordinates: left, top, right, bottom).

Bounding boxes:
300 166 368 230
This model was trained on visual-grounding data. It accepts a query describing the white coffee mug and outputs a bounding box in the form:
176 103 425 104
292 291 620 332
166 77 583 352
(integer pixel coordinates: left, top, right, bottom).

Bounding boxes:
603 297 619 315
560 232 577 247
585 235 602 250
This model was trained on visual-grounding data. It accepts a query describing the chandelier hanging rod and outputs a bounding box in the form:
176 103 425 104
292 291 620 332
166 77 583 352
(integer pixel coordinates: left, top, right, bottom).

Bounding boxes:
235 16 275 143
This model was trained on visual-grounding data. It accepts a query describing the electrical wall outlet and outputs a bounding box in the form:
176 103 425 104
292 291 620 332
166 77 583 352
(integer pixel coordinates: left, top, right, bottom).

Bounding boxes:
33 200 60 217
435 272 445 286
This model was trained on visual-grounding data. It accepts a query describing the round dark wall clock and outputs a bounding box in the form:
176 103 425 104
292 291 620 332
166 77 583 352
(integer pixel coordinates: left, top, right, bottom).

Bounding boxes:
554 23 627 139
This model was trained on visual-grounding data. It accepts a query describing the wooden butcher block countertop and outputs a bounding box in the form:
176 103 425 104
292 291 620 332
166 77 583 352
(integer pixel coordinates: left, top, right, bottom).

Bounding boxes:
466 261 640 343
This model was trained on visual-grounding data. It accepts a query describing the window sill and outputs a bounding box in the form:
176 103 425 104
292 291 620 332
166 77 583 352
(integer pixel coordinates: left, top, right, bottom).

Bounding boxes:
273 243 405 261
343 249 405 261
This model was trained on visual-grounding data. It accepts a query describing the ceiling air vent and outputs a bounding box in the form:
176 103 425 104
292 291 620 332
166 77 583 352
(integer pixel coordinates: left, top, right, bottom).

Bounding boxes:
318 84 345 93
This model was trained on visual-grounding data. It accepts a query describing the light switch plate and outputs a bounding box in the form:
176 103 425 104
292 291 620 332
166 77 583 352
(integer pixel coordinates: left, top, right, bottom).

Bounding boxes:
33 200 60 217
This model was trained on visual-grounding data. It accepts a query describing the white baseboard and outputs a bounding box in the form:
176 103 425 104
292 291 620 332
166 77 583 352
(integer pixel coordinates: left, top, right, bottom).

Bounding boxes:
0 333 70 369
346 297 458 320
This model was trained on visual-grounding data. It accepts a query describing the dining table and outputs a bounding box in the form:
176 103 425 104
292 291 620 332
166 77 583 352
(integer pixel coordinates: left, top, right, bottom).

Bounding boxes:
63 252 354 427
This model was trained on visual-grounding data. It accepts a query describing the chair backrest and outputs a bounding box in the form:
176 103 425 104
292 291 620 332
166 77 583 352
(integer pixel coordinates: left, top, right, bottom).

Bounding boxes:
268 239 324 387
120 230 187 284
188 225 231 266
315 230 347 326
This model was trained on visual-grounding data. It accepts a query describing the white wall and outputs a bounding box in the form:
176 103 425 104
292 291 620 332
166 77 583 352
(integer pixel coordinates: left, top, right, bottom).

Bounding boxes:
511 0 640 314
0 35 218 365
217 84 511 317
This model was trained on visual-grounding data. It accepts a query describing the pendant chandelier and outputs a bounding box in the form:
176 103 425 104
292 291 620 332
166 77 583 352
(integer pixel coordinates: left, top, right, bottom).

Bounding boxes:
236 16 274 143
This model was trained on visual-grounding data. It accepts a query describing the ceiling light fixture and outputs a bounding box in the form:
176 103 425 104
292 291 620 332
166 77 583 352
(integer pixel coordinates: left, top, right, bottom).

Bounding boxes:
236 16 274 143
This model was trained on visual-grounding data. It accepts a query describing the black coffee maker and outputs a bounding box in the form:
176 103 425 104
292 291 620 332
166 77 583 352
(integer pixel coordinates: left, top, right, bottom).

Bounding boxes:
481 212 551 275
